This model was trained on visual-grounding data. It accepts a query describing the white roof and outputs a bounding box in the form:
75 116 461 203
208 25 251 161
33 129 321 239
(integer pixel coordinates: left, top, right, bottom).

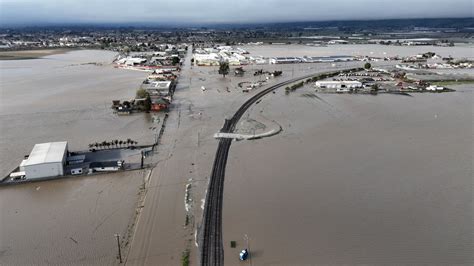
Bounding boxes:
24 142 67 166
149 81 171 89
316 81 362 84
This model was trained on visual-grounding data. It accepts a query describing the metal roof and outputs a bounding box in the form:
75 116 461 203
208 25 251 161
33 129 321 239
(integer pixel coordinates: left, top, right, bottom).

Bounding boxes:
24 142 67 166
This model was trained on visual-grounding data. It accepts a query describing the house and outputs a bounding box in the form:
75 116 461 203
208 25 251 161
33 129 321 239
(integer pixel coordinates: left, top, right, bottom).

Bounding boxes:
145 81 172 96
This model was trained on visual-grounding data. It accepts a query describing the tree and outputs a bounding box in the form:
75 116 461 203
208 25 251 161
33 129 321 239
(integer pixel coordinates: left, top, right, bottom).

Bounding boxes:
371 84 379 94
172 57 180 66
364 62 372 69
144 95 152 112
136 88 148 99
218 61 230 78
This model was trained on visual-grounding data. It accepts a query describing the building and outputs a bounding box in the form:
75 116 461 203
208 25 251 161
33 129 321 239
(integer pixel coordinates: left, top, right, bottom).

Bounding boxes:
116 57 147 66
302 56 354 63
269 57 302 64
328 40 349 45
20 141 68 179
145 81 172 96
151 98 170 112
193 53 220 66
89 161 122 172
315 81 363 90
426 85 445 91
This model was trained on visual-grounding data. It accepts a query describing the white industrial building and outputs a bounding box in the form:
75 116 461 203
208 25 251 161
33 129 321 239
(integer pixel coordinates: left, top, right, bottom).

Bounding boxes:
19 142 68 179
315 81 363 89
270 57 302 64
193 53 220 66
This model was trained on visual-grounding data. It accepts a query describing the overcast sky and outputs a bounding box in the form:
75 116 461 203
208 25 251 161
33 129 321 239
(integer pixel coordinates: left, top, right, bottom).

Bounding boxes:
1 0 472 26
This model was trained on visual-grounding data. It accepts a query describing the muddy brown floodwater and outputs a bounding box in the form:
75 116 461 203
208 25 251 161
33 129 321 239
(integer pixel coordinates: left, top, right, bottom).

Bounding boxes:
223 84 473 265
0 50 157 265
1 45 472 265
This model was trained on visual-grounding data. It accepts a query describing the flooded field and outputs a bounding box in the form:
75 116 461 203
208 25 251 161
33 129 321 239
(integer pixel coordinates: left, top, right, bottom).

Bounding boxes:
222 83 473 264
0 50 156 177
0 45 472 265
242 43 474 59
0 170 146 265
0 50 155 265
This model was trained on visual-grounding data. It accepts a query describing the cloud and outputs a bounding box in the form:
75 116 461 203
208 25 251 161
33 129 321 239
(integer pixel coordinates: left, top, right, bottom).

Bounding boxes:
0 0 472 26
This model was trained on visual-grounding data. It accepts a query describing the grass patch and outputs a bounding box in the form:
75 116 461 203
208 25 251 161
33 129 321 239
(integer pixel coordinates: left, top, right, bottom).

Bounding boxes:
181 249 190 266
230 241 236 248
432 80 474 86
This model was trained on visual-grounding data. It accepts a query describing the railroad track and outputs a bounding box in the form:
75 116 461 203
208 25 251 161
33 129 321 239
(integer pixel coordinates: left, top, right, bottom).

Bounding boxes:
200 69 360 265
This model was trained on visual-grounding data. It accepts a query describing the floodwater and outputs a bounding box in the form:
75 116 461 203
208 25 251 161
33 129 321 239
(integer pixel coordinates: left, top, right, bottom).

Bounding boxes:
0 50 156 177
0 45 472 265
242 43 474 59
223 83 473 264
0 50 155 265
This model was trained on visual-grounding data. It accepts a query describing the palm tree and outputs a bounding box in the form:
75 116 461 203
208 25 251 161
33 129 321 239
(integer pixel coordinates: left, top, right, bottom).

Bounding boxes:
119 140 124 147
102 141 108 150
114 139 119 148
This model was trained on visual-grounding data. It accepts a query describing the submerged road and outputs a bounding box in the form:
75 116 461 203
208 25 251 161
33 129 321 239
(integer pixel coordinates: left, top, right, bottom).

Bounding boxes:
199 71 355 265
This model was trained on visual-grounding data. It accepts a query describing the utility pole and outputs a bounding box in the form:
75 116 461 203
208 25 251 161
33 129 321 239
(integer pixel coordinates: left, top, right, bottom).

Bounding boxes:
197 131 200 147
141 150 144 169
244 234 251 266
115 234 122 263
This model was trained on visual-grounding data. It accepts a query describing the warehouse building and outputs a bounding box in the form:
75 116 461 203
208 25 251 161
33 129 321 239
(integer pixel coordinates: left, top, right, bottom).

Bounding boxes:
20 141 68 179
315 80 363 89
269 57 302 64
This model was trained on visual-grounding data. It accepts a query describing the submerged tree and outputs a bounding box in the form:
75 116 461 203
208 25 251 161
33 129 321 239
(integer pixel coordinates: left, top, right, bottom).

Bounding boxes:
364 62 372 70
218 61 230 78
144 95 152 112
